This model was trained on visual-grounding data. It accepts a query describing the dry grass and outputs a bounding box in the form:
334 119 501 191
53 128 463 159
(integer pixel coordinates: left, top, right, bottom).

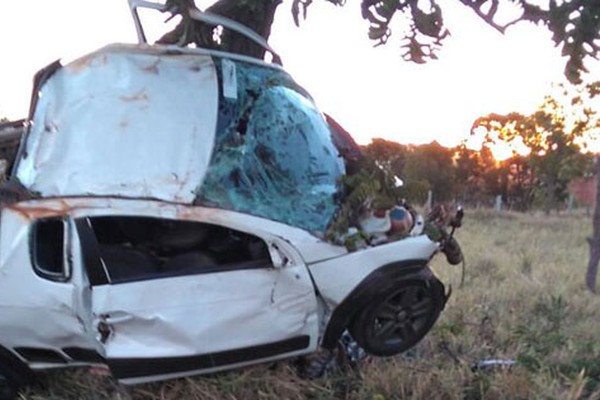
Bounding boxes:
19 211 600 399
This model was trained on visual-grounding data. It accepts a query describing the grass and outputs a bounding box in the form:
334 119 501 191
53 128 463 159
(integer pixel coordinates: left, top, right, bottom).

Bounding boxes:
19 210 600 399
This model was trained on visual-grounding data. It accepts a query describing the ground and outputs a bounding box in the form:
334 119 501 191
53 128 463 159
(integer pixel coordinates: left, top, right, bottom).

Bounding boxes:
20 210 600 399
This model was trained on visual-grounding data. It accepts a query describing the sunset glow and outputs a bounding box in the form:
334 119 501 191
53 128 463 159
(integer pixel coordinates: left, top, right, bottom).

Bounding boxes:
489 138 532 161
466 126 532 161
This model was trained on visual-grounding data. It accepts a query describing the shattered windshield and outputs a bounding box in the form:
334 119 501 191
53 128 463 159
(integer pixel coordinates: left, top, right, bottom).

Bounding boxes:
195 59 345 233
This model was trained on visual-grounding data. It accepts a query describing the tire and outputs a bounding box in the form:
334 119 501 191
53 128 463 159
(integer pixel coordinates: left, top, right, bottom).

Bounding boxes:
0 373 17 400
349 267 445 357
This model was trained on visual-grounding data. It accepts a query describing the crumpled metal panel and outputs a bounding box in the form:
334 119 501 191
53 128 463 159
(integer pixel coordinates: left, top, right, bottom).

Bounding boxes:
196 60 345 233
308 235 439 308
91 265 318 359
0 208 96 354
16 46 218 203
4 197 348 263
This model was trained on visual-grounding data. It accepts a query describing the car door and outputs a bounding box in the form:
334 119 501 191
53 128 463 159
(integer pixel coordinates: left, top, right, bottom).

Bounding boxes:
74 215 319 383
0 211 99 365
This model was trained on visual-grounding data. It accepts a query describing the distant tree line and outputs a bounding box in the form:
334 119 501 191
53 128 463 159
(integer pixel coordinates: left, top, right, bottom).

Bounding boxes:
365 139 594 212
363 82 599 213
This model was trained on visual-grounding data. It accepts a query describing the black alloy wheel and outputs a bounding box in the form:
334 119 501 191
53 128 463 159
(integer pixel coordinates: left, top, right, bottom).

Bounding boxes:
349 268 445 356
0 373 16 400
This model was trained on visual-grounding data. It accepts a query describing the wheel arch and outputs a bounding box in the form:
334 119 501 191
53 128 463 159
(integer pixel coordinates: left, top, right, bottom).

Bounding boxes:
320 259 430 349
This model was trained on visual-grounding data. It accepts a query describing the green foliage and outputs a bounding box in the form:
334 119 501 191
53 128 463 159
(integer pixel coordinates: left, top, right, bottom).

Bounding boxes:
363 140 455 205
545 0 600 84
161 0 598 84
355 0 599 83
402 142 455 202
515 295 568 370
362 138 407 176
325 156 399 243
363 97 595 212
471 83 598 212
455 145 519 207
561 351 600 393
399 179 430 204
511 294 600 393
519 251 533 277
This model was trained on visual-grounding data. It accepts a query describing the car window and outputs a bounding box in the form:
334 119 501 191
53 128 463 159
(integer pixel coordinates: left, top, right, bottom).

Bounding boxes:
196 59 345 233
78 216 273 284
31 218 69 281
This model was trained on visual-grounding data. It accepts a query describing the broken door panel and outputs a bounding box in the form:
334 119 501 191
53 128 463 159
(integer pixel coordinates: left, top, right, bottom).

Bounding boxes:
75 214 319 383
0 209 97 360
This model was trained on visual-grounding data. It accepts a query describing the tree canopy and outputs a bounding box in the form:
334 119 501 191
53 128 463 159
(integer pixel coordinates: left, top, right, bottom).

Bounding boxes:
472 83 598 210
160 0 600 84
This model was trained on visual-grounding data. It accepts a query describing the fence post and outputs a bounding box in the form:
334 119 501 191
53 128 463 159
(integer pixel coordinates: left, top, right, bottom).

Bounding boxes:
426 190 433 211
495 195 502 212
567 193 574 213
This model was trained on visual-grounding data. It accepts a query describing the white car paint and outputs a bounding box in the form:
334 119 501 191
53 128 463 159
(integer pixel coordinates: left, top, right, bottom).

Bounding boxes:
308 236 439 308
16 46 218 203
0 210 97 359
0 198 323 380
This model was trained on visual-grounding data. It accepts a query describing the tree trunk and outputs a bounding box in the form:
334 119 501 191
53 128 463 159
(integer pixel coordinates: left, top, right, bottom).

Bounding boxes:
586 156 600 293
157 0 283 60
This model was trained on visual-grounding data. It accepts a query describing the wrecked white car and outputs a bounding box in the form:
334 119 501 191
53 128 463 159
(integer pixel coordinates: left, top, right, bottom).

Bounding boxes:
0 5 462 399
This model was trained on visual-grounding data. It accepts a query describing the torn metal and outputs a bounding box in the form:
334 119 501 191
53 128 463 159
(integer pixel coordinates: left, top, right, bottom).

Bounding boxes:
16 46 218 204
13 45 343 233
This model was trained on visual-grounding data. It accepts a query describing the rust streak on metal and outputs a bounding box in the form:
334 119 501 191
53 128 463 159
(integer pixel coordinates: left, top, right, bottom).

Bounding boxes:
177 206 209 221
66 55 95 74
7 202 70 220
141 59 161 74
176 206 231 230
6 199 102 221
119 90 149 103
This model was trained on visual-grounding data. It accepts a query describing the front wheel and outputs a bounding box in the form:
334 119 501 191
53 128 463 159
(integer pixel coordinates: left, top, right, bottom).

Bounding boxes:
0 373 17 400
349 267 445 356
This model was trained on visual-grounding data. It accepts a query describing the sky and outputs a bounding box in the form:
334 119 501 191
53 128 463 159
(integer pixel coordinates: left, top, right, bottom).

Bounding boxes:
0 0 594 148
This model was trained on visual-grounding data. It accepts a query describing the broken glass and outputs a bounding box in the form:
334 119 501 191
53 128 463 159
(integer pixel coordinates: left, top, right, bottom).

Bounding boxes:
196 59 345 233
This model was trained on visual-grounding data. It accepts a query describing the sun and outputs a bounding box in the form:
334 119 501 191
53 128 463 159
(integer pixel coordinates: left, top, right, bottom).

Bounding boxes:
489 137 531 161
465 126 532 161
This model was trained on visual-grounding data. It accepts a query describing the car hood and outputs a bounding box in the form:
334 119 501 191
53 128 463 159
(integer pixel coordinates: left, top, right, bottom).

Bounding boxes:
16 45 219 204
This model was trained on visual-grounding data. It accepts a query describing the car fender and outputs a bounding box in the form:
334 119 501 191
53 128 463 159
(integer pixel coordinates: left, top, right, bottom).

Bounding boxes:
307 235 439 308
319 260 430 349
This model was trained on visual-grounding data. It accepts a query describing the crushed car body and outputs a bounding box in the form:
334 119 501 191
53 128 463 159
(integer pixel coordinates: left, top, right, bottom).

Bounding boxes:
17 45 343 232
0 2 462 398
